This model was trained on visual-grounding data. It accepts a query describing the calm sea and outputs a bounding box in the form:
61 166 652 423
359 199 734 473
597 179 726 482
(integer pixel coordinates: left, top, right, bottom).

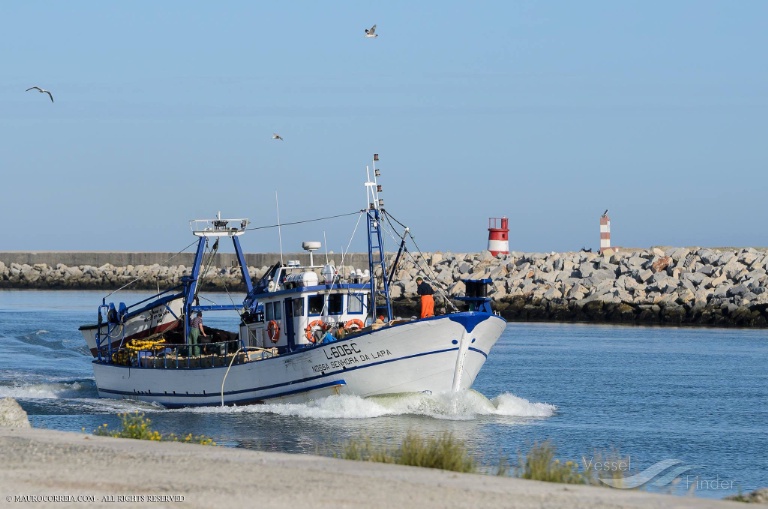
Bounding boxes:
1 290 765 499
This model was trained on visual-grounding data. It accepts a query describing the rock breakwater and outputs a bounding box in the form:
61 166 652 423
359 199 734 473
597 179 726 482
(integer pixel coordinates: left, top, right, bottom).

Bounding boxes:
2 247 768 327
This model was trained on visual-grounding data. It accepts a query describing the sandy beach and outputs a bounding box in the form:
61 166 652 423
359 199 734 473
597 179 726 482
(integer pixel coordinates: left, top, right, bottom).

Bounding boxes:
0 427 745 509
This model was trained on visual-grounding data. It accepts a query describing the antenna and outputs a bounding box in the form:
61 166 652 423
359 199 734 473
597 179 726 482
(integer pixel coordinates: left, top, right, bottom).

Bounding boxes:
275 191 284 266
323 231 329 265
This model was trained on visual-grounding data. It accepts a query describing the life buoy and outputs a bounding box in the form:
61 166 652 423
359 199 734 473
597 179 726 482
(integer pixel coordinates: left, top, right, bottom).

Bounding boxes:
267 320 281 343
305 320 326 343
344 318 365 332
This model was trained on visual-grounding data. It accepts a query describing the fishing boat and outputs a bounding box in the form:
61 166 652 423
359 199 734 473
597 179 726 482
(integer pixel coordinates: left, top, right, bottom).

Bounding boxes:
84 155 507 407
79 295 184 357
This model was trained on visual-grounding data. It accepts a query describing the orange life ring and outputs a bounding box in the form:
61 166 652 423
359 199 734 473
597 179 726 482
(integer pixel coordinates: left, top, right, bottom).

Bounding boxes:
344 318 365 331
305 320 326 343
267 320 281 343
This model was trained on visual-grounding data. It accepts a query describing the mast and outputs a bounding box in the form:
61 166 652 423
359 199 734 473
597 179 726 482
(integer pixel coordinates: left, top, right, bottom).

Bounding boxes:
185 214 252 336
183 236 208 338
365 154 393 322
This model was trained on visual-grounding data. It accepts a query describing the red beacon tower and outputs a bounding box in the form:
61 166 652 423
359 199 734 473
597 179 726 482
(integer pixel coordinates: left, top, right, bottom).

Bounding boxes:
599 210 611 253
487 217 509 256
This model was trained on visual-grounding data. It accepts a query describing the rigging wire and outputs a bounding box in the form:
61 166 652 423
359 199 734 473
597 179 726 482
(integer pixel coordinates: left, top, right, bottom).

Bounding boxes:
382 211 460 313
103 239 199 300
275 191 284 267
195 238 219 300
338 211 366 283
196 282 243 321
102 207 463 323
104 211 359 302
245 210 362 231
377 215 409 280
385 211 410 231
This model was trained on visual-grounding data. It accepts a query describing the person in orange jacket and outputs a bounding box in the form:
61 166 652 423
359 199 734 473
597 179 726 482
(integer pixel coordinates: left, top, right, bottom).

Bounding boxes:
416 277 434 318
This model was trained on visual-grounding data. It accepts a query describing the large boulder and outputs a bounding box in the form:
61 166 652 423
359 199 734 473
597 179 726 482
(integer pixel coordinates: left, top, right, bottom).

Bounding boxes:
0 398 31 428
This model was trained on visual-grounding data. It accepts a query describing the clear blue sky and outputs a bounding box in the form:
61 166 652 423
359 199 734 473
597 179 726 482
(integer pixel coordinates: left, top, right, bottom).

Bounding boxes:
2 1 766 256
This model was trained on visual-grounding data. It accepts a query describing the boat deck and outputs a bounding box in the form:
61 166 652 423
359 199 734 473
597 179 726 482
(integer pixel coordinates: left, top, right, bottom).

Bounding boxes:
135 347 279 369
98 333 279 370
97 318 407 370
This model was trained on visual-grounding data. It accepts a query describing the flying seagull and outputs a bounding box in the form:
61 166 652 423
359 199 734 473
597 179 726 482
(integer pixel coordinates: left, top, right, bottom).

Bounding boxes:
365 24 378 38
26 86 54 103
272 133 284 141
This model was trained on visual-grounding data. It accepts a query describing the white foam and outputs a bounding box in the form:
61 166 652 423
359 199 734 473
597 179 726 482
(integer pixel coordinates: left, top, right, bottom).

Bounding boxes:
0 381 84 400
191 394 392 419
186 390 556 421
491 393 557 417
367 390 491 420
75 398 164 414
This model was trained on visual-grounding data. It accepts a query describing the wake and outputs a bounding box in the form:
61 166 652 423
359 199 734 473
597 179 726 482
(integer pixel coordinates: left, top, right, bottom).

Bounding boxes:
184 389 557 421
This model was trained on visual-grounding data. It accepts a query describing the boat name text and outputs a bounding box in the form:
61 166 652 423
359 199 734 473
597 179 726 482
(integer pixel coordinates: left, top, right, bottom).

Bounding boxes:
324 343 362 359
312 345 393 373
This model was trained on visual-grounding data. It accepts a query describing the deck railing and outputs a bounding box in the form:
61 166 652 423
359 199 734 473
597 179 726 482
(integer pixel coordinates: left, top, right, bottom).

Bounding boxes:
104 340 276 369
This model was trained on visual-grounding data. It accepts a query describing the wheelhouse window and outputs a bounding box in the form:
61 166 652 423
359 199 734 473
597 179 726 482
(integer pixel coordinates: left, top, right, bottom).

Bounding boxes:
293 297 304 317
251 303 265 323
328 294 343 315
265 301 282 321
308 294 324 315
348 293 364 314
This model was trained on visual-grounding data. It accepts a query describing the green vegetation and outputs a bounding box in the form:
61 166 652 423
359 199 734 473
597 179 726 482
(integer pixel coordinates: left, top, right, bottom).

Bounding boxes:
517 440 589 484
340 431 476 473
516 441 632 487
91 417 634 489
727 493 749 503
92 412 216 446
723 489 768 503
339 432 633 489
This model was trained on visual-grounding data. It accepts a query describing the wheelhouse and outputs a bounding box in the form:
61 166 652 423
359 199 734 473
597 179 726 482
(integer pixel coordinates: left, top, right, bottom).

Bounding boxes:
240 262 373 352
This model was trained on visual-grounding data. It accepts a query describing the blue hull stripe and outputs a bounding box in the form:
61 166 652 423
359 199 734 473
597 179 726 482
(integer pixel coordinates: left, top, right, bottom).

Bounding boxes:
165 380 348 408
97 345 490 404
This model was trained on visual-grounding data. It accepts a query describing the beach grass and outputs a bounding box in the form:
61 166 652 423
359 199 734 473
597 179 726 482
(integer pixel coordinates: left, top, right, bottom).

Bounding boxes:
90 418 634 489
92 412 215 446
517 440 590 484
339 432 635 489
340 431 476 473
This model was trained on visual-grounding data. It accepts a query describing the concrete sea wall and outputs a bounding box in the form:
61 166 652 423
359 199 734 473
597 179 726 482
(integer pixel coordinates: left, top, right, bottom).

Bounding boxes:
2 247 768 327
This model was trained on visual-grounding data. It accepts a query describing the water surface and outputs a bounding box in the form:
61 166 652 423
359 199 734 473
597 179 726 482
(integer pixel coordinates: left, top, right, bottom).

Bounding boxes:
1 289 765 499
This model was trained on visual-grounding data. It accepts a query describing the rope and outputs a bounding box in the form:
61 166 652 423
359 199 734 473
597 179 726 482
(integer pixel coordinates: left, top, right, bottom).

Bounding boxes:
106 323 124 339
220 345 243 407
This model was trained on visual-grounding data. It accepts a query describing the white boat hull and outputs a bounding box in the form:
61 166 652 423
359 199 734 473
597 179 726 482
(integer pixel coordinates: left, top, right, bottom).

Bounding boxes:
80 298 184 357
92 313 506 407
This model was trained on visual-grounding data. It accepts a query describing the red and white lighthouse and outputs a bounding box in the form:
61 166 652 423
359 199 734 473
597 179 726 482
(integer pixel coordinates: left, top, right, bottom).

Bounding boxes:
487 217 509 256
599 210 611 253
